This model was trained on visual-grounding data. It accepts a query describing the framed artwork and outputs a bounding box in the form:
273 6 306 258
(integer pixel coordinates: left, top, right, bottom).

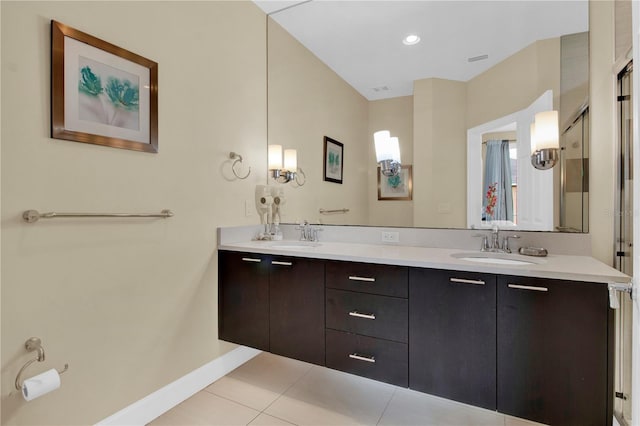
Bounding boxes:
323 136 344 184
378 165 413 200
51 20 158 153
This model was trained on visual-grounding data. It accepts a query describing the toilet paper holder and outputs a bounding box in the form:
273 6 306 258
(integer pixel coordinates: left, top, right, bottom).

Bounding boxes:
15 337 68 391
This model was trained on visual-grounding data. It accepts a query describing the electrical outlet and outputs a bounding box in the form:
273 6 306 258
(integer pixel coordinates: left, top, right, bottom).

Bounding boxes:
244 200 253 217
381 231 400 243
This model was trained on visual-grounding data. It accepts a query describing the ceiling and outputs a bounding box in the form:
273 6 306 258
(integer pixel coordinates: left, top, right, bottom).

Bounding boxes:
254 0 588 100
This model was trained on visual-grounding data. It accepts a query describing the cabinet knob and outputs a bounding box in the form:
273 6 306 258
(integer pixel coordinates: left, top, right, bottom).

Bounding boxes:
241 257 262 263
272 261 293 266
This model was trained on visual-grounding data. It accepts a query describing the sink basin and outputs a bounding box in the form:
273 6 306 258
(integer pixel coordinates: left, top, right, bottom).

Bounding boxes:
451 252 545 266
267 241 322 249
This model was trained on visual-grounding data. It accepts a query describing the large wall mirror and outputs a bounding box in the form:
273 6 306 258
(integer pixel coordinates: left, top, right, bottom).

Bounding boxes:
258 0 589 232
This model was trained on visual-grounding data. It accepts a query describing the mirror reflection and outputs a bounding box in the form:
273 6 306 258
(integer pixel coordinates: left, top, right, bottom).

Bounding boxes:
262 0 589 232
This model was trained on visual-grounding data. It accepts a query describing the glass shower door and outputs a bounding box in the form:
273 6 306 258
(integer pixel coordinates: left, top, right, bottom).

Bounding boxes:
614 61 633 426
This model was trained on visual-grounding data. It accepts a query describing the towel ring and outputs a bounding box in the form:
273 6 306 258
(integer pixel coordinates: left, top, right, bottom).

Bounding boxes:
15 338 68 390
294 167 306 187
229 152 250 180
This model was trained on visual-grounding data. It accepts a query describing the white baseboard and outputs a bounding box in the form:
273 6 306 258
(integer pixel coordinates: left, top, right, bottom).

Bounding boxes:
96 346 261 426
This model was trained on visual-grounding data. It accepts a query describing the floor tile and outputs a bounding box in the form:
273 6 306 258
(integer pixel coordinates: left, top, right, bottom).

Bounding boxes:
205 352 313 411
149 391 260 426
378 388 505 426
504 414 548 426
249 413 298 426
265 366 396 425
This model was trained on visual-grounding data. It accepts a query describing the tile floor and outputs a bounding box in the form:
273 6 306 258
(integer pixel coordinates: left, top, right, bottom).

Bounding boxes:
149 352 544 426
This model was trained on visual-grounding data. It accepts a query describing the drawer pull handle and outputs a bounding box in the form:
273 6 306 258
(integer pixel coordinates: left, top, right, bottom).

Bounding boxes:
241 257 261 263
508 284 548 292
272 261 293 266
348 311 376 320
450 278 485 285
348 276 376 282
349 353 376 363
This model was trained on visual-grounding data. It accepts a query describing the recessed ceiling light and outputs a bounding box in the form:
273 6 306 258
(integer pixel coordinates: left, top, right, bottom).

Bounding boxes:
402 34 420 46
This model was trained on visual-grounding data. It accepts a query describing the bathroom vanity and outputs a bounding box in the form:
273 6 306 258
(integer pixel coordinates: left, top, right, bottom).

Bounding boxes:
218 231 629 426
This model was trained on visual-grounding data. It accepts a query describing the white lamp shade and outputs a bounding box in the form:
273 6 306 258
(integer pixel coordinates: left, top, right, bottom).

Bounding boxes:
534 111 559 150
284 149 297 171
268 144 283 169
374 131 391 162
530 122 537 154
389 137 401 163
374 130 401 163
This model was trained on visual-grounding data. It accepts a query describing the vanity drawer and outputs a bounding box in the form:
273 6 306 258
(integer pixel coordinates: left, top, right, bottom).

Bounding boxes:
325 260 408 298
326 288 408 343
326 329 408 387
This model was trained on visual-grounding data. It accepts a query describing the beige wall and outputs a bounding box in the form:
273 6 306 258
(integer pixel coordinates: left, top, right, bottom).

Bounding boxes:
1 2 266 424
413 78 467 228
268 19 369 225
467 38 561 129
589 0 616 264
368 96 413 227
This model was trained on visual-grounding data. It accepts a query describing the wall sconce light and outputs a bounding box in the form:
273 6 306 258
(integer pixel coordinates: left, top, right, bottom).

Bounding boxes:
374 130 402 177
268 144 298 183
530 110 559 170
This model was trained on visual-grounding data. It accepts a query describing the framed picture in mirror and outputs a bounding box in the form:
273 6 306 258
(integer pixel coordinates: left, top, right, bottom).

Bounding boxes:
378 165 412 200
323 136 344 184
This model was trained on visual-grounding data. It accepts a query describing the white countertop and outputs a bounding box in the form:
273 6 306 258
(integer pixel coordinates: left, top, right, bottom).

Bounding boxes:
218 240 631 284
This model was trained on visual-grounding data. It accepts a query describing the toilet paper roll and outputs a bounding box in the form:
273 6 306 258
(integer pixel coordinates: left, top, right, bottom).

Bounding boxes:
22 369 61 401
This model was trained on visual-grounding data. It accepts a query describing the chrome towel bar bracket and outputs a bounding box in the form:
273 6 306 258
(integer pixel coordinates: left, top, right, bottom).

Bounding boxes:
23 209 174 223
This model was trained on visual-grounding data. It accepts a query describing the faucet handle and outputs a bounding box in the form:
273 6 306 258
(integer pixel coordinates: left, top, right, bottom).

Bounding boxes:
472 234 489 251
502 235 520 253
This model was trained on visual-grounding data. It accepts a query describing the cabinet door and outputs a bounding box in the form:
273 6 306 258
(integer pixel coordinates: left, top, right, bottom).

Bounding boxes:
497 276 611 426
218 251 269 351
270 256 325 365
409 268 497 410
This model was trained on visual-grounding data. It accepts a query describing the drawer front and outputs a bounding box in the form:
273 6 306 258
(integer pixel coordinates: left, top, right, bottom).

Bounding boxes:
326 260 408 298
326 329 408 387
326 289 408 343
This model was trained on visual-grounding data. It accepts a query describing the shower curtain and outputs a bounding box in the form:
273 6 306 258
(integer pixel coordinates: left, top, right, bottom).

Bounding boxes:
483 140 514 222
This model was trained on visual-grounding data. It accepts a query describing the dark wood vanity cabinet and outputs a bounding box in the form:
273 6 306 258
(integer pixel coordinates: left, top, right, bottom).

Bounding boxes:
218 251 325 365
218 251 270 351
219 251 614 425
497 275 613 426
409 268 497 410
270 256 325 365
325 261 409 387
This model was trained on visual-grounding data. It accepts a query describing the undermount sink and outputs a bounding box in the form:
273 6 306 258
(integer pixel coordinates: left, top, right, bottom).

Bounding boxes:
451 252 545 266
267 241 322 249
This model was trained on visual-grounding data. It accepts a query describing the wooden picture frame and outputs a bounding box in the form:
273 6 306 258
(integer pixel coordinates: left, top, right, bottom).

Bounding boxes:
378 165 413 200
323 136 344 184
51 20 158 153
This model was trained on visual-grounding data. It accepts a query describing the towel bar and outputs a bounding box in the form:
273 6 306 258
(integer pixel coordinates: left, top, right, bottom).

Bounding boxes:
23 209 174 223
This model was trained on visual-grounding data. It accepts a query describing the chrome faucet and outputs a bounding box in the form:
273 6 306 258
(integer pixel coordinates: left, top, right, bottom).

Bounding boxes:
474 225 519 253
297 220 321 242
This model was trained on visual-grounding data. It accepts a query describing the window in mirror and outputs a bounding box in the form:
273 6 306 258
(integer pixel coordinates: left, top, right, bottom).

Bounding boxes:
481 137 517 226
